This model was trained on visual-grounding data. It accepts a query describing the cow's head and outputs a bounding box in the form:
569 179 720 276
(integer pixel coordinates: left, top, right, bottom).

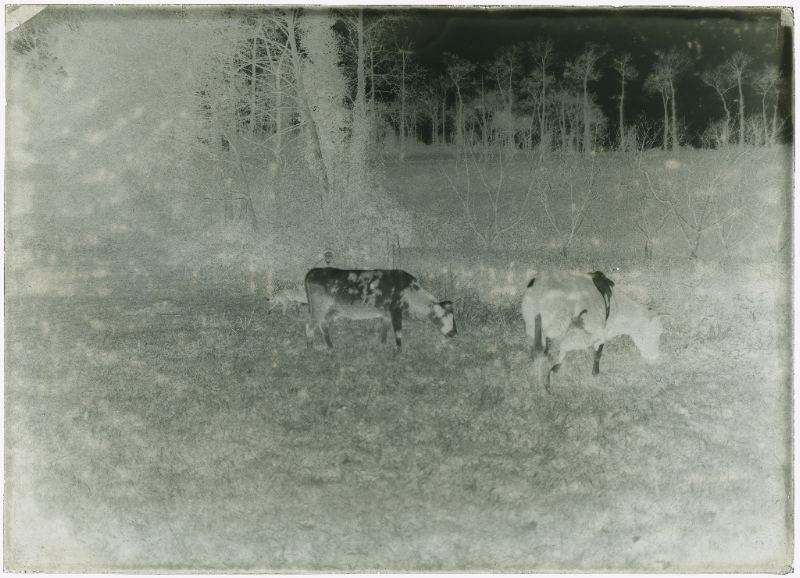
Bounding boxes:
430 301 457 338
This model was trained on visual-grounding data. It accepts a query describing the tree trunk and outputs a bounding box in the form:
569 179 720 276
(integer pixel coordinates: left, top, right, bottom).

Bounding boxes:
368 48 378 146
670 80 678 151
441 98 447 144
249 35 257 136
761 91 769 147
618 76 625 150
351 9 368 174
431 104 438 145
286 11 331 203
456 90 464 148
273 55 284 175
690 229 702 259
369 49 375 109
399 50 407 161
771 97 779 145
737 74 745 146
539 61 548 150
582 74 590 154
661 92 669 150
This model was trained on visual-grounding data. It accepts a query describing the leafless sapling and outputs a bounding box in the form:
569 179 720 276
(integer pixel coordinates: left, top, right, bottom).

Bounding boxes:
442 147 537 247
539 156 599 257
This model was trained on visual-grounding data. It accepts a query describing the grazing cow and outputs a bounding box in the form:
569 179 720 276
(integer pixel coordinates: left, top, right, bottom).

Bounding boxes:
304 267 456 348
522 270 664 391
268 288 308 315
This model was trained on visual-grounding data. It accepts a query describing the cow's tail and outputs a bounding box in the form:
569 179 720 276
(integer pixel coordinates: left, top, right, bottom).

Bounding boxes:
304 274 314 318
303 273 315 347
533 313 544 354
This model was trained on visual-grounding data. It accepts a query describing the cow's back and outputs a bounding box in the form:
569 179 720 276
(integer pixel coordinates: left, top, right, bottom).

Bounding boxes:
523 271 608 340
305 267 416 313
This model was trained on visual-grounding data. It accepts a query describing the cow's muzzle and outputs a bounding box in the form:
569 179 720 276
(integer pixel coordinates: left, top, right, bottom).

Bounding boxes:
445 328 457 338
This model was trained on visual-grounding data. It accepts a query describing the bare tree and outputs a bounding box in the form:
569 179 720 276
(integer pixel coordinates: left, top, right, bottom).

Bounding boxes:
551 87 579 152
340 12 406 147
257 18 299 177
701 65 734 147
281 9 332 202
725 51 751 147
441 149 537 247
520 74 541 150
469 71 500 155
564 45 605 155
634 190 669 259
392 41 416 161
491 44 522 147
642 151 747 258
653 49 688 151
444 52 476 150
612 53 638 150
539 158 599 257
432 75 450 145
713 185 767 255
339 9 370 165
420 74 441 145
533 41 554 146
754 65 780 146
644 66 670 150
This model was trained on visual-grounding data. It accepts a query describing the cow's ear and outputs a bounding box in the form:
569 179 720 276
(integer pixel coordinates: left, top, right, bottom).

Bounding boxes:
440 300 454 313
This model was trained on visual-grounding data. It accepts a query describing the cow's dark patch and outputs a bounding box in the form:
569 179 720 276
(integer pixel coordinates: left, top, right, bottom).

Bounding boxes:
527 277 536 288
306 268 413 312
592 343 605 375
589 271 614 320
572 309 589 330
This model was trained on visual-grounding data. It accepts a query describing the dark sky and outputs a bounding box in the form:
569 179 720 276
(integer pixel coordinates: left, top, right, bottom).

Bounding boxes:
389 8 793 142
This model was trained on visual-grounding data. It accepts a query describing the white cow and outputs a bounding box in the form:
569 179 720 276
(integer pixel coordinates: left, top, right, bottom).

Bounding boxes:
522 270 664 391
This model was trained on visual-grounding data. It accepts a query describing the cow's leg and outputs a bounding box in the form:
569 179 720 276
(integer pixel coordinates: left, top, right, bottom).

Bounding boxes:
305 314 316 348
592 343 604 375
545 337 561 374
320 310 336 348
320 322 333 348
533 314 544 354
390 308 403 348
381 314 392 344
531 331 553 393
305 324 313 347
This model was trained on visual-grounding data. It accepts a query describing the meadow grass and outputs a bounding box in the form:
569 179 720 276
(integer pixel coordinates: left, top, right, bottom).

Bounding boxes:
5 253 791 571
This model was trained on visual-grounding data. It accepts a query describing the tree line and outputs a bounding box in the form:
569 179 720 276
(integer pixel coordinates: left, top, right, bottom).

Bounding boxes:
188 9 786 166
9 8 788 251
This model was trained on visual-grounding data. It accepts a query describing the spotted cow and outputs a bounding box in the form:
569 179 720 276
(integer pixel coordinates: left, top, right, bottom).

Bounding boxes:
304 268 456 348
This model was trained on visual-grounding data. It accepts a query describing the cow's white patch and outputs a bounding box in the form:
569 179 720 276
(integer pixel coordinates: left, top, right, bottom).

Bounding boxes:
439 314 454 336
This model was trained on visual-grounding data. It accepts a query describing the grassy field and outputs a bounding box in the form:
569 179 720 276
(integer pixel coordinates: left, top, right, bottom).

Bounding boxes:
5 250 792 571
